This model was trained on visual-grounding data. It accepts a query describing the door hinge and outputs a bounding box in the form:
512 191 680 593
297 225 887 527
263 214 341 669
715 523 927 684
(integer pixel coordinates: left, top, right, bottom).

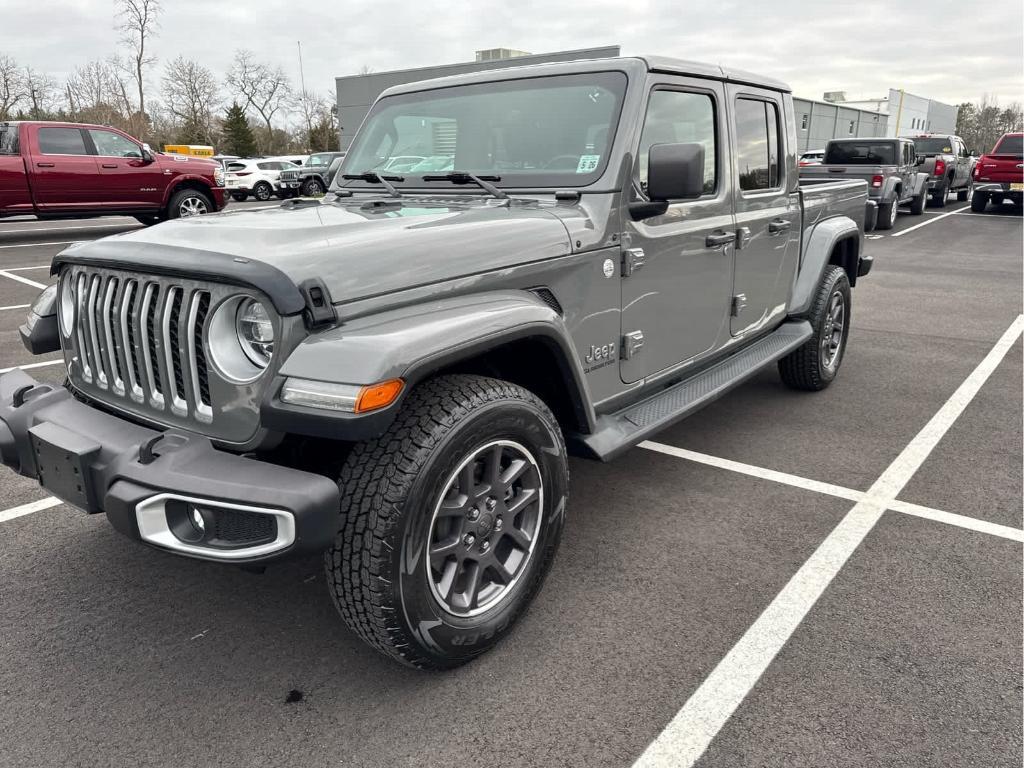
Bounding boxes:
621 248 646 277
731 293 747 317
622 330 645 359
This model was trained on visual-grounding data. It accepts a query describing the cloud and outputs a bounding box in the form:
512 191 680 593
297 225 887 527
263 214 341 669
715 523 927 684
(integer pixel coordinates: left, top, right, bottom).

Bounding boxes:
1 0 1020 111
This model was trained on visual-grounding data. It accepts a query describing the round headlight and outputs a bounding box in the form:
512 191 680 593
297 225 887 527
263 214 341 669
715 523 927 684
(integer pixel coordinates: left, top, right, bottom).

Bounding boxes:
59 274 75 337
235 298 274 368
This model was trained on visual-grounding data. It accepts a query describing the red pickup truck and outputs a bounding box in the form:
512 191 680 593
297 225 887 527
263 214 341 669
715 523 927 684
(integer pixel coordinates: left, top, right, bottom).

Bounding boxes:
0 121 228 224
971 132 1024 212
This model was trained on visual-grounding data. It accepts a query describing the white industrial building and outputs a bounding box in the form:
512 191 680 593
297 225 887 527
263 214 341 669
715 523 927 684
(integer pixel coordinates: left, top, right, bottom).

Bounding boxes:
825 89 958 137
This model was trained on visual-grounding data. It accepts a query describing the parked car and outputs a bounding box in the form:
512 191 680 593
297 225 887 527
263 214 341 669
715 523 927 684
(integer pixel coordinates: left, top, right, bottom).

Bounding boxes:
799 149 825 166
0 120 228 223
279 151 345 196
6 55 872 670
800 137 928 229
274 154 309 168
224 158 300 201
971 132 1024 212
907 134 976 207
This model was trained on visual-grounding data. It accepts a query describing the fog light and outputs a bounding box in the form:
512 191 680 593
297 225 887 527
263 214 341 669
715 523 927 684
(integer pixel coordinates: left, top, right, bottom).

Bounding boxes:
190 507 206 534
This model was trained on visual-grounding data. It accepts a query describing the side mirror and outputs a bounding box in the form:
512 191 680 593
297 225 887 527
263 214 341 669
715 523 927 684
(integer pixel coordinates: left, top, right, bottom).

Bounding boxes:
631 142 705 220
915 155 926 166
140 143 155 164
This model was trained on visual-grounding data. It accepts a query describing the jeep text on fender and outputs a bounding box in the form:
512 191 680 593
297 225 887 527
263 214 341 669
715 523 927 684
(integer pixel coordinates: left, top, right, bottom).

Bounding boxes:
2 55 872 669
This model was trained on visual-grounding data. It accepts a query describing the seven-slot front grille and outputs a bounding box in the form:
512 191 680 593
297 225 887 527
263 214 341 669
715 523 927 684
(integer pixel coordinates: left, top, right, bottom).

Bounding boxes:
65 268 214 424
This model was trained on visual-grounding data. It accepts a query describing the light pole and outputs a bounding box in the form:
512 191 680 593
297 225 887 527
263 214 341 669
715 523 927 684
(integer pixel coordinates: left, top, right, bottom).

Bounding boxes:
297 41 312 151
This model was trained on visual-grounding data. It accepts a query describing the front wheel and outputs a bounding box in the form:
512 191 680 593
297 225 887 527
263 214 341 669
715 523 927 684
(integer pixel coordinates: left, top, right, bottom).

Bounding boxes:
167 188 213 219
778 266 851 391
302 178 325 196
325 375 569 669
230 192 248 202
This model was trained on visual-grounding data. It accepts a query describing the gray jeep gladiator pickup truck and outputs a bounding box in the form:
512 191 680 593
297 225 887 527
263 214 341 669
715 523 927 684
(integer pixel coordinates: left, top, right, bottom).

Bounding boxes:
801 137 929 229
2 56 872 669
908 133 976 207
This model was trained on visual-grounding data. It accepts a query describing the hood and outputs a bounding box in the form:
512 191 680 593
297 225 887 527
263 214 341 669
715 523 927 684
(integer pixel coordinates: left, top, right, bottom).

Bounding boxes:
56 196 572 310
156 154 218 173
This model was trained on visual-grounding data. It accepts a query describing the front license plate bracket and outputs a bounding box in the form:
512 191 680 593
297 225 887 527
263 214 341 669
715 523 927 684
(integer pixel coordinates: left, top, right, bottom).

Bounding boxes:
28 422 102 513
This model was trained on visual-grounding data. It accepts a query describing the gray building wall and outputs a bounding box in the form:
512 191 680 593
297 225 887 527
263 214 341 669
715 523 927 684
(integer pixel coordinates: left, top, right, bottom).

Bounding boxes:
834 89 957 137
335 46 620 149
792 97 888 153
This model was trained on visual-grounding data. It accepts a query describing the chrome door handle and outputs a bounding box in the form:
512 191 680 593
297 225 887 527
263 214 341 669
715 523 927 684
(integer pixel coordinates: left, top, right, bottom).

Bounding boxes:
705 231 736 248
35 162 55 168
768 219 791 233
101 163 118 168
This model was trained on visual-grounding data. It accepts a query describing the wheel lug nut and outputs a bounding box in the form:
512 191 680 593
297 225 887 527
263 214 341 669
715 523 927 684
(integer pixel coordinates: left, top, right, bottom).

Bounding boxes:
480 541 490 553
468 508 479 521
463 533 476 546
494 519 503 530
485 498 497 511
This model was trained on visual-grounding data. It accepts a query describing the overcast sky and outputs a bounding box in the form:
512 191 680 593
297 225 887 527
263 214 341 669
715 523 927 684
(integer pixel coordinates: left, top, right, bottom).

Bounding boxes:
2 0 1021 109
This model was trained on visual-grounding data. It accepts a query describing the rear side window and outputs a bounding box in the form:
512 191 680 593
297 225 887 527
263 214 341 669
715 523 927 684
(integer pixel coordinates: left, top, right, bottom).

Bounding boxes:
637 89 717 194
734 98 781 191
257 161 278 171
227 162 247 171
0 125 18 155
38 127 89 155
992 135 1023 156
824 142 896 165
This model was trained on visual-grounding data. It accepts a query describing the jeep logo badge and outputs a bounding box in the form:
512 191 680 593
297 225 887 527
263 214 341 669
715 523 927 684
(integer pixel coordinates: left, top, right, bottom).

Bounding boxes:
602 258 615 279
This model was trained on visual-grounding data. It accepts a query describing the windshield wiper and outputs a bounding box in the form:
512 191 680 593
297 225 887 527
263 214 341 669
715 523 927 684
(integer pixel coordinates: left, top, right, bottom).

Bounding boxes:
341 171 404 198
421 171 508 199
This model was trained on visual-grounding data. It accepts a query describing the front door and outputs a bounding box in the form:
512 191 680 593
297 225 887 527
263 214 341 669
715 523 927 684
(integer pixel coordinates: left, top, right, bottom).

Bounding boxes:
728 86 800 336
87 128 164 210
619 78 735 384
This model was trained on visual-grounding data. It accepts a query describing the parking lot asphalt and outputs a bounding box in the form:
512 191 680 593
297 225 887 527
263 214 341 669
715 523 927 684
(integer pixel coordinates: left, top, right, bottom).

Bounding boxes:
0 199 1021 768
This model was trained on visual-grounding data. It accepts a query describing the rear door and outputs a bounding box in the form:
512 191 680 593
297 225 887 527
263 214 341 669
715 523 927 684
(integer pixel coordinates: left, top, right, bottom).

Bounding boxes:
28 126 100 211
727 85 800 336
86 128 164 210
0 124 33 215
619 77 734 384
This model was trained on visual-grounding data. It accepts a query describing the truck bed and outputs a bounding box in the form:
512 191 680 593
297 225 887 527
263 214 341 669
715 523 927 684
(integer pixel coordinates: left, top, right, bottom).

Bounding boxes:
798 178 870 232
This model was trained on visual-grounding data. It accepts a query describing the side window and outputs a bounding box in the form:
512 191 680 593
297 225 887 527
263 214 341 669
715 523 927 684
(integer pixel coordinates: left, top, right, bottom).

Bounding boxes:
257 161 275 171
0 125 18 155
734 97 781 192
88 129 141 158
38 127 89 156
637 89 717 195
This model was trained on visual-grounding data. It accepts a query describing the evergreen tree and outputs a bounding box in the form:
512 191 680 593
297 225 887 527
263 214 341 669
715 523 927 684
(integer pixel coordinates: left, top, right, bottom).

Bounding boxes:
221 102 257 156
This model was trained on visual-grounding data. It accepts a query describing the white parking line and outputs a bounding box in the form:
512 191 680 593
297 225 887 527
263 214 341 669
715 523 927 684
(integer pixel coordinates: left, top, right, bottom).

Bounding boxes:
0 304 30 311
0 241 74 250
4 265 50 271
0 497 62 524
0 269 47 289
640 442 1022 543
633 314 1024 768
0 359 63 374
891 205 970 237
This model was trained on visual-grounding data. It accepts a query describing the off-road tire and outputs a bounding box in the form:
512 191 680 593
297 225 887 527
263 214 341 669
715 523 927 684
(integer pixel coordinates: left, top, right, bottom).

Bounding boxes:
971 191 988 212
909 186 927 215
301 178 325 196
778 266 851 391
876 195 897 230
325 374 569 670
253 181 273 201
166 188 212 219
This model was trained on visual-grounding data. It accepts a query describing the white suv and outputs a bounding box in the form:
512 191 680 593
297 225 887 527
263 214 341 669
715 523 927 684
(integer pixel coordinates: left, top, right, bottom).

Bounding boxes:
225 158 301 201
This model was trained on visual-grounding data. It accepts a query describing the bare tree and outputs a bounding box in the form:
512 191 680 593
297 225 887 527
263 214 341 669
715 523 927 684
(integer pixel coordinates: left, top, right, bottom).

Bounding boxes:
23 66 57 118
116 0 160 134
227 50 293 151
161 56 220 143
65 58 135 129
0 54 25 119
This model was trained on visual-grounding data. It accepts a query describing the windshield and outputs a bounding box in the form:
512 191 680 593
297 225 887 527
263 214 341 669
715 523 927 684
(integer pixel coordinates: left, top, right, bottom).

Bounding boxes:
307 153 337 167
824 141 896 165
912 138 953 155
992 134 1023 156
340 71 628 189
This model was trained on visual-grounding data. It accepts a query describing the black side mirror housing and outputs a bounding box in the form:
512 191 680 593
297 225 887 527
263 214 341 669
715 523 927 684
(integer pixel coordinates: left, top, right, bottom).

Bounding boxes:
631 142 706 220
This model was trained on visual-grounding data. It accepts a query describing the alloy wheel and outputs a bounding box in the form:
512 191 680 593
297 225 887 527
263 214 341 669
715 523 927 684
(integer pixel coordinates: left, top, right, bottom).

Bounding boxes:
820 290 845 371
426 440 544 617
178 196 209 217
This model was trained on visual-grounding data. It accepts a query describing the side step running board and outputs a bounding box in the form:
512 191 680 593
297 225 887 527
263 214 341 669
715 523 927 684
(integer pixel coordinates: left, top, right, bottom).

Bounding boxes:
571 321 813 461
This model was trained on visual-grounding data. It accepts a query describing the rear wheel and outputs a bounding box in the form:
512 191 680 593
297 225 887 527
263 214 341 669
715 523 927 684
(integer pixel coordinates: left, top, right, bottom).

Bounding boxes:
133 214 160 226
930 182 948 208
325 374 569 669
253 181 273 201
876 195 897 230
956 179 972 202
167 188 212 219
778 266 851 391
971 191 988 212
909 185 927 215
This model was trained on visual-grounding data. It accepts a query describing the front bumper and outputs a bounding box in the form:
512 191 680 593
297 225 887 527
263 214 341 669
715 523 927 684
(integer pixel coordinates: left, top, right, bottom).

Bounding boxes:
0 370 339 563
